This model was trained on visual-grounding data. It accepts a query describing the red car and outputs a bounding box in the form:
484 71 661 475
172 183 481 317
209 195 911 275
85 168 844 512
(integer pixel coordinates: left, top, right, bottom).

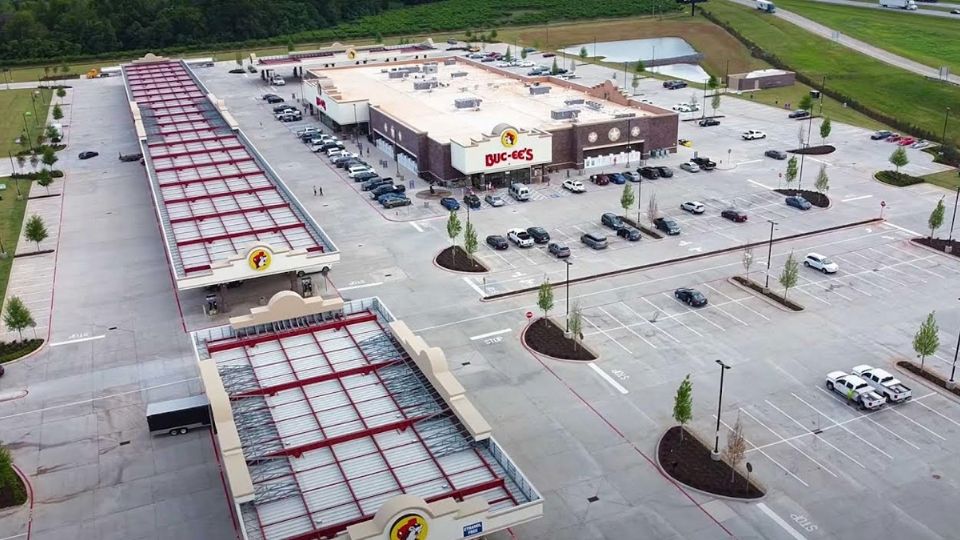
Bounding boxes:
886 134 901 142
590 174 610 185
898 137 916 146
721 208 748 223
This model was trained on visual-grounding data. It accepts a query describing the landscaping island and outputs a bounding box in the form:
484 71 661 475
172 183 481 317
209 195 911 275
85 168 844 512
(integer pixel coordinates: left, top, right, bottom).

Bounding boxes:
658 426 764 499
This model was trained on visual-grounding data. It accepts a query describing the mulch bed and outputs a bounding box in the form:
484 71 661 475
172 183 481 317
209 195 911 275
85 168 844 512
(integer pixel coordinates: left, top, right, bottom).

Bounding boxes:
913 238 960 260
621 216 663 239
787 144 835 155
435 246 487 273
414 187 453 200
658 426 764 500
0 339 43 363
897 361 960 397
773 188 829 208
524 318 596 361
875 170 924 187
732 276 804 311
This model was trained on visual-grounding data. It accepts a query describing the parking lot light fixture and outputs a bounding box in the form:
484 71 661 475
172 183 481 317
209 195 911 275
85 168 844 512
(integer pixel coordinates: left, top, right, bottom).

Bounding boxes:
713 359 732 460
764 220 778 289
563 259 572 334
944 107 951 146
950 299 960 389
949 187 959 243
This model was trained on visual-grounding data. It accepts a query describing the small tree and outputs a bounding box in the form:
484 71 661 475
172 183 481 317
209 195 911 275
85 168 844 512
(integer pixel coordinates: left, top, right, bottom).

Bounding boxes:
785 156 798 190
779 251 799 300
490 29 498 40
3 296 35 341
724 413 747 483
29 152 39 170
707 75 718 90
929 196 945 239
635 59 645 74
0 445 26 505
537 279 554 319
59 64 69 74
742 245 754 276
45 124 59 141
688 93 699 111
798 93 813 112
375 32 384 44
647 192 659 223
520 48 528 60
56 87 66 98
568 303 584 347
235 52 242 66
579 46 588 61
446 211 462 264
52 104 63 120
797 124 807 148
620 183 635 216
503 47 512 62
15 154 25 173
550 57 559 75
37 168 53 195
711 92 721 117
286 39 295 52
819 116 832 144
631 72 640 95
913 311 940 373
890 146 908 175
814 163 829 194
462 220 478 260
25 214 48 251
673 374 693 442
41 146 57 169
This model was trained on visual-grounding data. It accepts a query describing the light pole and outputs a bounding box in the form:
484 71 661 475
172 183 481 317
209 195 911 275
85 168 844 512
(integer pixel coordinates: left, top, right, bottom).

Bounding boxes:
797 109 814 192
636 177 643 226
30 91 40 125
713 359 732 460
943 107 952 146
949 186 960 242
950 297 960 389
22 112 33 151
765 220 777 289
563 259 572 334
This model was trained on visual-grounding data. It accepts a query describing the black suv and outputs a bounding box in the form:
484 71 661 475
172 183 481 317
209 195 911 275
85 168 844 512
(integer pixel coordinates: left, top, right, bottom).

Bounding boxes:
486 235 509 250
663 80 688 90
601 213 624 231
371 184 405 199
638 166 660 180
674 287 707 307
691 156 716 171
352 171 378 182
698 118 720 127
617 226 642 241
654 166 674 178
527 227 550 244
362 177 391 191
463 193 482 209
654 217 681 235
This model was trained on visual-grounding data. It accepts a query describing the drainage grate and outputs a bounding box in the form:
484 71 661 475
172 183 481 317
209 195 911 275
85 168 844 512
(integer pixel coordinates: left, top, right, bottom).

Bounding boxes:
461 362 471 366
119 441 130 446
108 326 118 331
587 496 599 503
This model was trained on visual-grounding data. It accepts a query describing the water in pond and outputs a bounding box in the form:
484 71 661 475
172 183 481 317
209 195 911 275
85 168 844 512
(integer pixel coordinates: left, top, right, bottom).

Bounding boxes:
561 37 698 63
650 63 711 83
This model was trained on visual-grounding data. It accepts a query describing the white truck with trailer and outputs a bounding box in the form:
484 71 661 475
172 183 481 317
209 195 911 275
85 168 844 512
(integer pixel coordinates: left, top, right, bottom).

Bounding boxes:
851 365 912 403
879 0 918 10
825 371 886 410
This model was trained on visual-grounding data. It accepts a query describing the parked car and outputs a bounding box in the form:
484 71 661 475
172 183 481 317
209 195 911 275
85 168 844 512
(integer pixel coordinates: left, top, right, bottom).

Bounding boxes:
486 235 509 250
788 109 810 119
279 111 302 122
440 197 461 211
548 242 570 258
803 252 838 273
562 179 586 193
371 184 405 199
680 201 705 214
952 7 960 13
617 226 642 241
608 173 627 184
296 127 321 137
663 80 688 90
273 104 296 114
785 195 812 210
265 95 285 104
674 287 707 307
698 118 720 127
381 195 412 209
624 171 641 182
332 153 359 165
654 217 681 235
348 166 375 179
679 162 701 173
886 134 902 143
672 103 698 113
871 130 893 140
601 213 625 231
590 174 610 185
270 76 285 86
691 156 716 170
79 151 99 159
898 137 916 146
463 193 482 209
352 171 379 182
362 177 391 191
507 228 534 247
262 93 280 101
825 371 885 410
485 194 506 207
527 226 551 244
581 233 608 249
720 208 748 222
639 166 660 179
654 166 674 178
742 130 767 140
765 149 788 160
850 365 912 403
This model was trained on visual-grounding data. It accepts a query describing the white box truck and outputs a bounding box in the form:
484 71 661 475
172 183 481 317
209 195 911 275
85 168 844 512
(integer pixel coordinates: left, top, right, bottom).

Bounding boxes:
880 0 918 10
756 0 776 12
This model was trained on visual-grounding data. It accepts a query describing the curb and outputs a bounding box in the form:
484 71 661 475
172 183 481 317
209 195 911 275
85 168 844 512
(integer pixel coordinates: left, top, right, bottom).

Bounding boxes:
0 340 47 368
654 427 767 502
432 248 489 276
519 319 598 363
909 238 960 261
726 277 802 313
891 360 960 406
11 463 34 540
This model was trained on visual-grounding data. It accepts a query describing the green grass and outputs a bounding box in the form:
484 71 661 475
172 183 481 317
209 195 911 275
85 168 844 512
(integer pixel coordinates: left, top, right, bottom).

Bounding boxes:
0 89 54 156
922 168 960 190
0 178 32 310
701 0 960 146
773 0 960 74
730 81 891 131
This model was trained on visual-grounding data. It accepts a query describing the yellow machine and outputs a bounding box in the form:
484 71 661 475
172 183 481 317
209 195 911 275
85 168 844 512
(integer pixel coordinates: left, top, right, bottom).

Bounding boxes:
86 68 100 79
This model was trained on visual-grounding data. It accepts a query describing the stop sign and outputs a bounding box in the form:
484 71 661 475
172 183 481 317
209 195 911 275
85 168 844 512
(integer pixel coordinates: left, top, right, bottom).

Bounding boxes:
525 311 533 320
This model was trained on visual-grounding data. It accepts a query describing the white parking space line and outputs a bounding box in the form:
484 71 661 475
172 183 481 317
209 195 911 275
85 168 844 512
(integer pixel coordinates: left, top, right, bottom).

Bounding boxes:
640 297 704 337
833 255 907 287
588 363 629 394
886 245 949 278
703 283 769 320
618 302 681 343
598 307 658 349
583 316 633 354
462 277 487 297
792 392 893 459
829 261 892 292
660 293 725 330
797 274 853 300
740 408 839 478
853 250 920 283
747 179 774 190
910 399 960 428
765 400 865 469
841 195 873 202
717 416 809 487
49 334 105 347
884 404 946 441
338 281 383 291
792 279 833 305
756 503 808 540
409 221 424 232
469 328 512 341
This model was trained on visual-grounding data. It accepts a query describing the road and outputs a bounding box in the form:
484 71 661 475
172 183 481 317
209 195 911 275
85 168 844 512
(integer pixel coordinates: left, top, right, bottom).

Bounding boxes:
811 0 960 16
729 0 960 84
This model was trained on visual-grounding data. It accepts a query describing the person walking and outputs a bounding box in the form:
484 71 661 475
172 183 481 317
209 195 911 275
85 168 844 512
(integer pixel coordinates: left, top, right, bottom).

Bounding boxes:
313 185 317 196
318 186 324 196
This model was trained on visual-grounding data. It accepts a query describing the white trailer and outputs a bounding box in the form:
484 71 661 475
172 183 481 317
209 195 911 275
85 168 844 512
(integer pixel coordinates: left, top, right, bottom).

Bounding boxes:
880 0 918 10
756 0 776 12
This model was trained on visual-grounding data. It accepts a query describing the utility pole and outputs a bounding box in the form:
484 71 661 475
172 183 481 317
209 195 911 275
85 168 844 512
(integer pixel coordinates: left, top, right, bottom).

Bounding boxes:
949 186 960 242
944 107 952 146
765 220 777 289
563 260 572 333
713 359 732 460
950 297 960 390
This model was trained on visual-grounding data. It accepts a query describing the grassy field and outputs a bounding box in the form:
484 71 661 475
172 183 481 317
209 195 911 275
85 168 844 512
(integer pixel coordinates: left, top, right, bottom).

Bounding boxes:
922 168 960 190
0 178 32 309
728 82 890 131
0 89 54 156
702 0 960 146
773 0 960 74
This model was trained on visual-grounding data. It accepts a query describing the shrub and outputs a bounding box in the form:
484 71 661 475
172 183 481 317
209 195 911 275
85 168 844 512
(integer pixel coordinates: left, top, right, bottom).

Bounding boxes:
875 170 924 187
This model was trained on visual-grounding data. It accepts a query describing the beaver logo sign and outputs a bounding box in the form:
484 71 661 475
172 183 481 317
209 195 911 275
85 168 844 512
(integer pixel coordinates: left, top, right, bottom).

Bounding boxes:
389 513 429 540
499 127 519 148
248 248 272 271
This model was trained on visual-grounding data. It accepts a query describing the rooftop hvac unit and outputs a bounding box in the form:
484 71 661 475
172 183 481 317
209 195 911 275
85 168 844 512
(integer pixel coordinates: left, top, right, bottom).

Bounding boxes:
614 112 637 118
550 108 580 120
413 80 439 90
450 71 468 78
443 58 456 65
529 86 551 95
388 71 406 79
585 101 603 111
455 97 482 109
423 63 438 74
564 98 585 105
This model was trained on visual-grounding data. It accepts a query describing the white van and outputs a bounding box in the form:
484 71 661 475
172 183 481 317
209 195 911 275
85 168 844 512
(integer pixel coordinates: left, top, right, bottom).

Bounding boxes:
508 183 530 201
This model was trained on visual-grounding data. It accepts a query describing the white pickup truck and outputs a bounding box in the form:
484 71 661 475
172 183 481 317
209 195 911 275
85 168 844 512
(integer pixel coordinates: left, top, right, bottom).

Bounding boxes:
825 371 886 410
851 365 911 403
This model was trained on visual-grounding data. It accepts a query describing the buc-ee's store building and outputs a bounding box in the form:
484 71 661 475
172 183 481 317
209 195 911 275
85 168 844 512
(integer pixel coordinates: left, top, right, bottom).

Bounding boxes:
304 58 678 188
